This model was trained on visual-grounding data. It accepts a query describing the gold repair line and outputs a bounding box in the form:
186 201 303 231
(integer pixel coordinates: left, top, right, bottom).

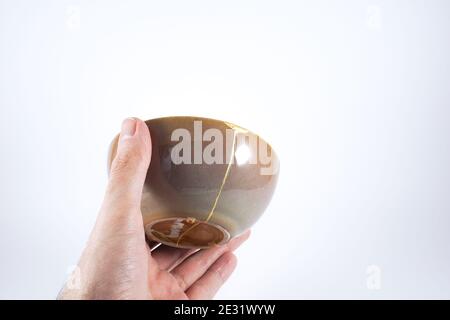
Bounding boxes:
204 130 237 222
175 221 200 246
175 130 237 246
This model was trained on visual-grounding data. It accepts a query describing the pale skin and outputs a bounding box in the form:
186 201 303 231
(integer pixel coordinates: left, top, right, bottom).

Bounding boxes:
58 117 250 300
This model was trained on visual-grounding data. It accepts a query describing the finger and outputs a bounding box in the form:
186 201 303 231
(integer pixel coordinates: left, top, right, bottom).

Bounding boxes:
151 245 198 270
171 230 250 291
92 118 151 240
186 252 237 300
103 118 152 213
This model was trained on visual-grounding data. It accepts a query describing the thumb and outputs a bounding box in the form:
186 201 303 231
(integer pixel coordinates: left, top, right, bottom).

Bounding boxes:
106 117 152 210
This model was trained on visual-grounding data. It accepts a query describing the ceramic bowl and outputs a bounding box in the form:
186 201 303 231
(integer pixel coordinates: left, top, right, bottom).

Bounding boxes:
107 116 279 249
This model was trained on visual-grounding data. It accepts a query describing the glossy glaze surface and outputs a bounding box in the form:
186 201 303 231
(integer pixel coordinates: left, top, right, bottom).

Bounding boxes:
108 116 279 249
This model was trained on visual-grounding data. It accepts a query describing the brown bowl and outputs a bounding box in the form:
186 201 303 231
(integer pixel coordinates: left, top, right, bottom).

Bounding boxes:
107 116 279 249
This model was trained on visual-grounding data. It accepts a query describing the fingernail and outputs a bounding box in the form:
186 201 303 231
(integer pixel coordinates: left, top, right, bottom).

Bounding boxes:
120 118 137 139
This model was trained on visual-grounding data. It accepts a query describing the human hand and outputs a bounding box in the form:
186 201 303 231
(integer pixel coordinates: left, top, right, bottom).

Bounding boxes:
58 117 250 300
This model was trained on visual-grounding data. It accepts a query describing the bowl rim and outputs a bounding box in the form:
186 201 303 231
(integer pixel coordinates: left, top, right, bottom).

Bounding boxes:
143 115 278 158
107 115 280 176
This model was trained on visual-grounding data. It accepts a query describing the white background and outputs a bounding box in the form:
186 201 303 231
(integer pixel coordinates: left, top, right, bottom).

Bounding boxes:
1 0 450 299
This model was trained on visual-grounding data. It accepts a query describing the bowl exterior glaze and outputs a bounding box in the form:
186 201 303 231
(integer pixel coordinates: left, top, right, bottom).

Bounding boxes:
107 116 279 248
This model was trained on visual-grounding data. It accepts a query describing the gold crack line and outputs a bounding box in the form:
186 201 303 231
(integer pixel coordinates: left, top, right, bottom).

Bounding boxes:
175 129 237 246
